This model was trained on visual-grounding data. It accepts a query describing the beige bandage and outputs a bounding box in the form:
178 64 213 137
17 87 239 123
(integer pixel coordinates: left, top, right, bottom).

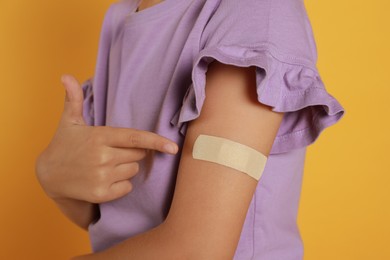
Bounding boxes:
192 134 267 180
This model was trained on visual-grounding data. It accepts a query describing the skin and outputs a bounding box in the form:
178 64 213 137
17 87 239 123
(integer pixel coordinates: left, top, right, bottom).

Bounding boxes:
137 0 164 12
35 74 179 230
68 60 284 259
36 0 171 233
36 1 284 258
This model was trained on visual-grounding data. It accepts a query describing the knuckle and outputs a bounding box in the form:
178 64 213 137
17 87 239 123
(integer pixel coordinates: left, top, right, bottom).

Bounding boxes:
149 135 164 150
94 167 109 183
132 162 140 173
91 127 106 144
129 132 141 147
127 182 133 192
94 134 106 145
156 140 166 151
95 149 112 166
91 187 107 202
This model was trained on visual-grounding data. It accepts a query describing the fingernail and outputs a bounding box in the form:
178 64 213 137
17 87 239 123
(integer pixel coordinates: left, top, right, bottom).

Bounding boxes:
163 144 177 154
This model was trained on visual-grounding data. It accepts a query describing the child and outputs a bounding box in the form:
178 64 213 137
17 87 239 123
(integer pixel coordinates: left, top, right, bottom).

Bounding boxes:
36 0 345 258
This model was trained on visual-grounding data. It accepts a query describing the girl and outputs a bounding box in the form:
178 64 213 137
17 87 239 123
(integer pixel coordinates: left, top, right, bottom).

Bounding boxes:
36 0 345 259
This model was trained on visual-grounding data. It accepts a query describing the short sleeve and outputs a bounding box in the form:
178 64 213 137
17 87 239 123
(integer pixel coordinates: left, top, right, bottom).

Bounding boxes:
172 0 345 154
81 77 95 126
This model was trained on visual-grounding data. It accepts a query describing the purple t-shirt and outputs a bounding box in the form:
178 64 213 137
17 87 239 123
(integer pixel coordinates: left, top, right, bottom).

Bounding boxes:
82 0 345 258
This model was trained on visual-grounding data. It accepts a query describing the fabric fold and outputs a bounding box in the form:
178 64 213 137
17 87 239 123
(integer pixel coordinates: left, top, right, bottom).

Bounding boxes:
81 77 95 126
170 44 345 154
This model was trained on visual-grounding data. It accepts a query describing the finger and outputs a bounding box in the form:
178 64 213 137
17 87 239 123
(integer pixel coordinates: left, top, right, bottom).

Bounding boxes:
108 180 133 200
104 127 179 154
109 147 147 165
60 74 86 126
111 163 140 182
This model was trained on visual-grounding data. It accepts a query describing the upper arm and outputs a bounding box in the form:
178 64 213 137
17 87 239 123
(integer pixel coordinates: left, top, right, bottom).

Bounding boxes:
162 61 284 258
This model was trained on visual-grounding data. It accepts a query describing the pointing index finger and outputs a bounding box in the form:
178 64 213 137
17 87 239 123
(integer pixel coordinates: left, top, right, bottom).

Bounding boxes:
104 127 178 154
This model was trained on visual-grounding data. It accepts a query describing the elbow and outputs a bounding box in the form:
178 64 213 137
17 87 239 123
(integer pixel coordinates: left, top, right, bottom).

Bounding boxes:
159 221 238 260
161 224 236 260
183 249 235 260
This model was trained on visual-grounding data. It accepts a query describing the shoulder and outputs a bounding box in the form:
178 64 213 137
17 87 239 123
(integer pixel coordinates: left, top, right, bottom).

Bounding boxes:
201 0 317 63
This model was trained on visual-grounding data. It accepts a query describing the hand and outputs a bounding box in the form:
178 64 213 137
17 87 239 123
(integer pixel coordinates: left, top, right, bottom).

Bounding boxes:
35 74 178 204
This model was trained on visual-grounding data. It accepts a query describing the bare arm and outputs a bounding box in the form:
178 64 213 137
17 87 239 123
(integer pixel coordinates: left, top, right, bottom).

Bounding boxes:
73 61 283 259
163 62 283 258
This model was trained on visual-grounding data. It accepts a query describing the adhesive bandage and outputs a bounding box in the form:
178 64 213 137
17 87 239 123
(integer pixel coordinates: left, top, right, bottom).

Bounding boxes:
192 134 267 180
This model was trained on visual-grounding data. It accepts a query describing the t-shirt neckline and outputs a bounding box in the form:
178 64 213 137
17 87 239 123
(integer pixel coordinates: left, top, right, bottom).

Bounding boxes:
126 0 194 26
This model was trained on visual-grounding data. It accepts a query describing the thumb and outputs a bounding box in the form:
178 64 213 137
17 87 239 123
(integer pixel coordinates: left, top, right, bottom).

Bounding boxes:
60 74 86 126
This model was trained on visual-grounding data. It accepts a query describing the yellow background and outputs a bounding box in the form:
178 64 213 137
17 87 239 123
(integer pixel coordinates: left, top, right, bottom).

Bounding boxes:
0 0 388 259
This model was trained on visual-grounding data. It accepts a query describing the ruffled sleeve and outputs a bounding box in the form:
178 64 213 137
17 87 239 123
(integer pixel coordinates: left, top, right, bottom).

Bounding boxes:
81 77 95 126
171 0 345 154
